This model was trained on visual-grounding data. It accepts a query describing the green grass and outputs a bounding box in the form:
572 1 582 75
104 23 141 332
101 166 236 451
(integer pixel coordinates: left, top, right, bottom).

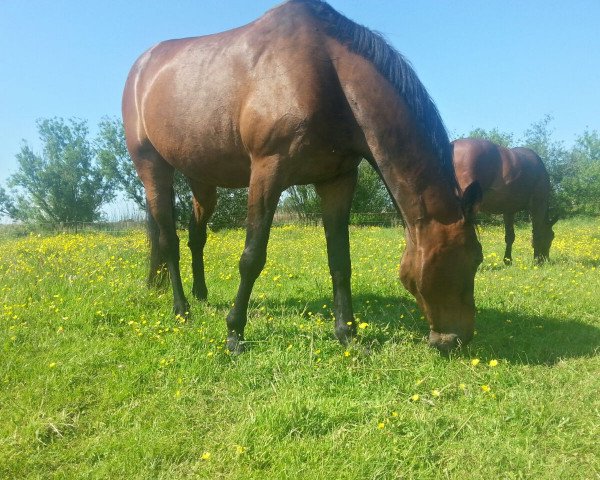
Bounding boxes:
1 218 599 479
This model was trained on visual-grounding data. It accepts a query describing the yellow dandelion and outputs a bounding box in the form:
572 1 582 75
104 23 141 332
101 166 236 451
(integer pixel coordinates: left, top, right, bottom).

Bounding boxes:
377 422 385 429
346 321 353 326
391 411 399 417
410 394 420 402
201 452 211 461
358 322 369 329
489 359 498 367
343 350 351 357
481 385 491 392
471 358 480 366
48 362 57 368
431 389 441 397
459 383 466 390
235 445 246 454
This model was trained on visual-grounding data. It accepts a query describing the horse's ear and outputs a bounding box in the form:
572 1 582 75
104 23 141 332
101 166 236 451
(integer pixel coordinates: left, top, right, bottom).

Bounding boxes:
461 181 482 223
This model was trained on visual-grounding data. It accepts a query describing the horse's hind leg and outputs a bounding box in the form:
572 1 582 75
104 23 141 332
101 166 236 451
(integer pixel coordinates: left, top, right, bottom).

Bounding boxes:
315 167 358 345
226 162 282 353
147 204 168 288
188 183 217 300
136 149 189 317
503 212 515 265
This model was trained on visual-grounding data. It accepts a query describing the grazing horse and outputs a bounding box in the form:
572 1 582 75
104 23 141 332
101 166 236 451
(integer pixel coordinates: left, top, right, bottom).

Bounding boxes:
122 0 483 354
452 138 557 264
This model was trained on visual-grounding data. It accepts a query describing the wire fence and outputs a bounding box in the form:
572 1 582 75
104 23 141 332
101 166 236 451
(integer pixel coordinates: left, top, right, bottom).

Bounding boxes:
0 212 407 237
272 212 403 227
0 220 146 237
0 209 541 238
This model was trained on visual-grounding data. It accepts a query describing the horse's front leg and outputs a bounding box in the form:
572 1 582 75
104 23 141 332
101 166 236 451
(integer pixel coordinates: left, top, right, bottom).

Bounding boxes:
503 212 515 265
188 184 217 300
315 167 358 345
226 163 282 354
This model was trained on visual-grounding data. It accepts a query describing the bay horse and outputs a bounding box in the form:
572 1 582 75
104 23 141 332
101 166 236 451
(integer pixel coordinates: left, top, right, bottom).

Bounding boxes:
452 138 557 264
122 0 483 354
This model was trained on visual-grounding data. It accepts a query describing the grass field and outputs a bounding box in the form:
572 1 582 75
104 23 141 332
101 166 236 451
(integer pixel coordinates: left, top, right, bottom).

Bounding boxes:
1 218 599 479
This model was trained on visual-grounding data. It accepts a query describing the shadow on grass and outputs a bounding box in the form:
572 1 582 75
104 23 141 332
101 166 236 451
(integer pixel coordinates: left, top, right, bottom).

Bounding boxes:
207 292 600 366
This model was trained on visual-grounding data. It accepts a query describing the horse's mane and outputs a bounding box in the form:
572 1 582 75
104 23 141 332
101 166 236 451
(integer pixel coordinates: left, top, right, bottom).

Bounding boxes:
290 0 457 191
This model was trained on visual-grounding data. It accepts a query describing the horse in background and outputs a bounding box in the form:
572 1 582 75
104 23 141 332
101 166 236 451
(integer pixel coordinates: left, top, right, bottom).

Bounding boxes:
452 138 557 264
123 0 483 354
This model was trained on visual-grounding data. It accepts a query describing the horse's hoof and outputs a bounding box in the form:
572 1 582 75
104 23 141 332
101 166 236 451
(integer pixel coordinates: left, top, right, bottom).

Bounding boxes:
335 325 356 346
227 335 246 355
174 302 191 320
503 257 512 266
192 286 208 301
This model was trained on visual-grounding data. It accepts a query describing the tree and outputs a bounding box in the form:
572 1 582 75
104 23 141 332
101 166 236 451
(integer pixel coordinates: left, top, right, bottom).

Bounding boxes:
97 118 145 209
281 161 395 223
462 127 515 148
6 118 113 224
281 184 321 221
0 186 16 218
522 115 568 173
562 129 600 214
210 188 248 230
521 115 570 214
352 161 395 214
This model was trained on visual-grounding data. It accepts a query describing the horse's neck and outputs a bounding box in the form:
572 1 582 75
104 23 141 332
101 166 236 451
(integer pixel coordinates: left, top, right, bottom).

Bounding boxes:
372 149 462 228
334 52 462 227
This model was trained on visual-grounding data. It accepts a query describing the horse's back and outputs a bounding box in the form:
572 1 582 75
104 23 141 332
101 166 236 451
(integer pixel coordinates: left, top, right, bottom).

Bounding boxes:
452 138 503 192
452 139 550 214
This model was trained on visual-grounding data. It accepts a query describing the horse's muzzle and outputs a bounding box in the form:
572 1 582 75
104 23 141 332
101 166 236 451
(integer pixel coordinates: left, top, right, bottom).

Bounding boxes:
428 330 472 355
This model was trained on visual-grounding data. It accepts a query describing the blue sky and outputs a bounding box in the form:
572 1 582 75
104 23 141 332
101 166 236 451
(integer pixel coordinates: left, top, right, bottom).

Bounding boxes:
1 0 599 188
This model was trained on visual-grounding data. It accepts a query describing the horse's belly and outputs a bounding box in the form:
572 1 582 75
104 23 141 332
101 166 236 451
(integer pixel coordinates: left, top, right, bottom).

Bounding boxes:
163 147 251 188
481 189 528 214
143 97 251 186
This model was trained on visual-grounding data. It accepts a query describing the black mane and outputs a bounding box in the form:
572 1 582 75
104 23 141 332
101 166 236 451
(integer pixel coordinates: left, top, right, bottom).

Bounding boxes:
292 0 457 190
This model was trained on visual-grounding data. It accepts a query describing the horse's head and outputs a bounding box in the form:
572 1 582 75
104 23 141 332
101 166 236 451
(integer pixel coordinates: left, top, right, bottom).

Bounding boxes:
400 182 483 354
532 213 558 263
